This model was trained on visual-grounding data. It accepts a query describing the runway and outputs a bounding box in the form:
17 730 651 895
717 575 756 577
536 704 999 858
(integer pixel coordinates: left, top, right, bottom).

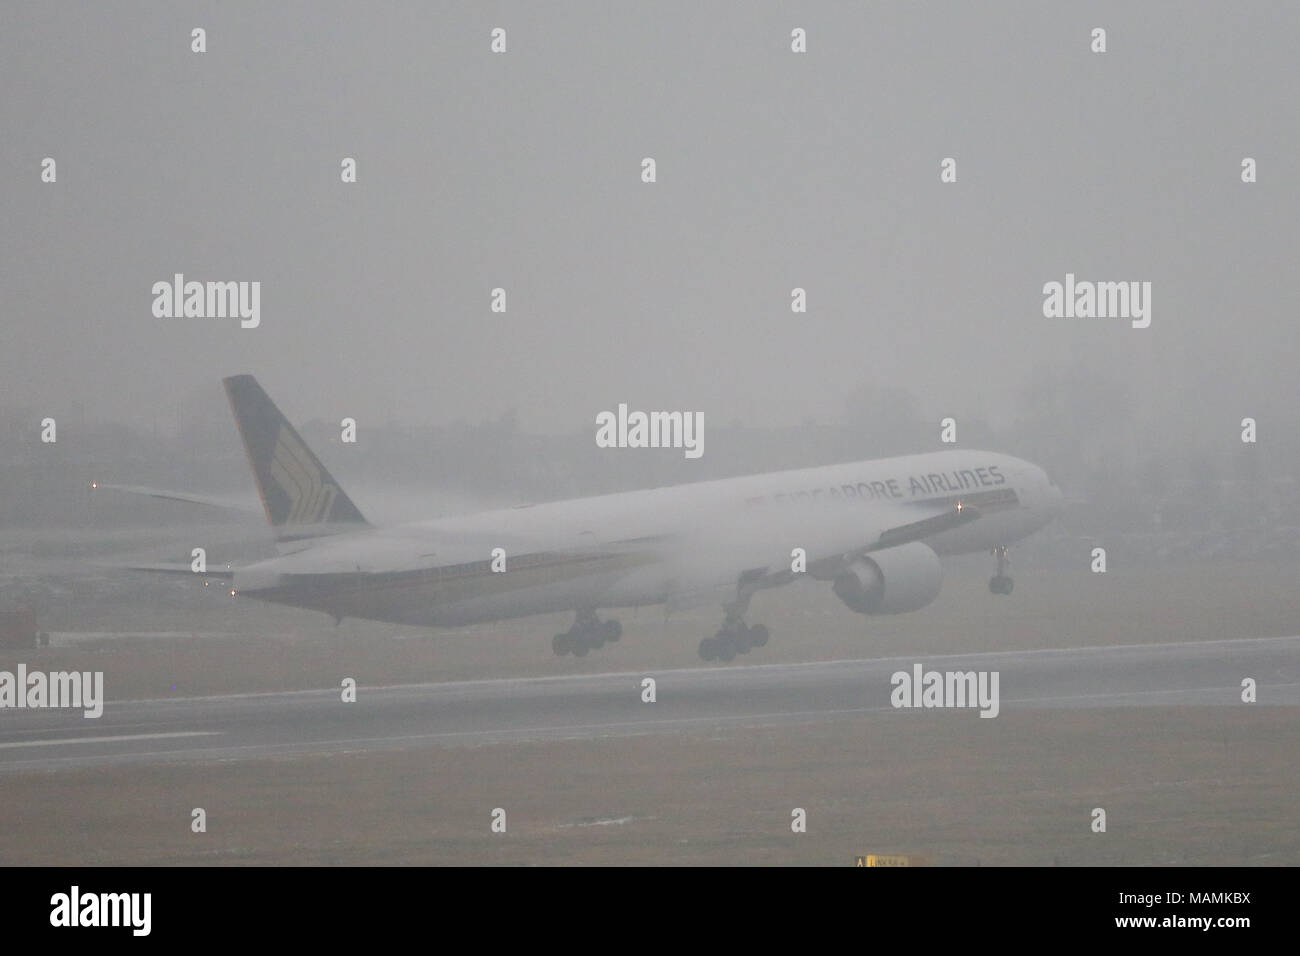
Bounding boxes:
1 636 1296 773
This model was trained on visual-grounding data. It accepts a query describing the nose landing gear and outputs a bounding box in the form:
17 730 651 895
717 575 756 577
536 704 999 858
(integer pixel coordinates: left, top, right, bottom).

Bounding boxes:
989 546 1014 595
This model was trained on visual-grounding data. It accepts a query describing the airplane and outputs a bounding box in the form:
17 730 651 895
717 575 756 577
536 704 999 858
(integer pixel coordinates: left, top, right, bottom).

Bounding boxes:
120 375 1064 662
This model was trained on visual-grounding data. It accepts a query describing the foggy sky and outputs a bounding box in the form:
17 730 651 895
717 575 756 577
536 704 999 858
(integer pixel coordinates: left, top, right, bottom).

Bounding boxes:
4 2 1298 444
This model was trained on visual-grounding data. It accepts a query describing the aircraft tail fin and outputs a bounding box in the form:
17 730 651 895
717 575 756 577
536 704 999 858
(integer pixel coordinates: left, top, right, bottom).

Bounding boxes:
222 374 368 543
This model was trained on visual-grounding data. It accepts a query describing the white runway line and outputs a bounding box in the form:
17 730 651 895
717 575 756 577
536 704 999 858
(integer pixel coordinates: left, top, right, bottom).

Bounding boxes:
0 731 220 750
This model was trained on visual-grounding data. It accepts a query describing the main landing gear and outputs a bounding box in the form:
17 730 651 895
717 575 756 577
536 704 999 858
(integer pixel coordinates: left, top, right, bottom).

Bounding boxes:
552 609 622 657
989 545 1014 595
698 595 770 663
699 620 769 663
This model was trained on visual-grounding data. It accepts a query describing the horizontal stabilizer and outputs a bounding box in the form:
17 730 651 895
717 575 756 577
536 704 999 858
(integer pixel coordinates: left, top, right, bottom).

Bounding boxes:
90 483 260 514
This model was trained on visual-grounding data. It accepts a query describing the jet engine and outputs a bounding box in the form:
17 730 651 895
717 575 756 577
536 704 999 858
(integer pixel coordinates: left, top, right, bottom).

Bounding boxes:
831 542 942 615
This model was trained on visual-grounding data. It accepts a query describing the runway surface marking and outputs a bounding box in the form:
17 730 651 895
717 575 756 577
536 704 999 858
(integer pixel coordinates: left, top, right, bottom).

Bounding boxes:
108 633 1300 704
0 731 220 750
0 635 1294 772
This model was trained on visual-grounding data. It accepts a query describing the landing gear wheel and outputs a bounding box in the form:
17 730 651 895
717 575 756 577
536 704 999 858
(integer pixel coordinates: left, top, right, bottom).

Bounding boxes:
554 612 623 657
701 618 770 661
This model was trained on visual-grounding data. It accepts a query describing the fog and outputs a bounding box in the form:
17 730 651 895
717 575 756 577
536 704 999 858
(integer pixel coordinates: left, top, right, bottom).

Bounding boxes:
4 3 1297 446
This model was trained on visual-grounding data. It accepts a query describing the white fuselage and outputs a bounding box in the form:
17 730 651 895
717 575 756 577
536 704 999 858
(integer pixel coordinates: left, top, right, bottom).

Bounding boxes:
233 449 1062 627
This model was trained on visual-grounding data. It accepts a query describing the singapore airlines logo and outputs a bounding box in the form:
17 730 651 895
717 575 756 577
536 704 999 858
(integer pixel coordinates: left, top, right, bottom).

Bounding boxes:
270 425 337 523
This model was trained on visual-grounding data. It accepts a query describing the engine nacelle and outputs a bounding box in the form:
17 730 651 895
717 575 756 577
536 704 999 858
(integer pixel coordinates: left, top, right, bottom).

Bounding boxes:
831 542 943 615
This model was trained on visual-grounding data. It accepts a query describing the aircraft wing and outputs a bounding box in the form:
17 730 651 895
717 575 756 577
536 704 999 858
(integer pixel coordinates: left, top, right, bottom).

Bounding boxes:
662 498 980 610
871 500 979 550
109 562 237 578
